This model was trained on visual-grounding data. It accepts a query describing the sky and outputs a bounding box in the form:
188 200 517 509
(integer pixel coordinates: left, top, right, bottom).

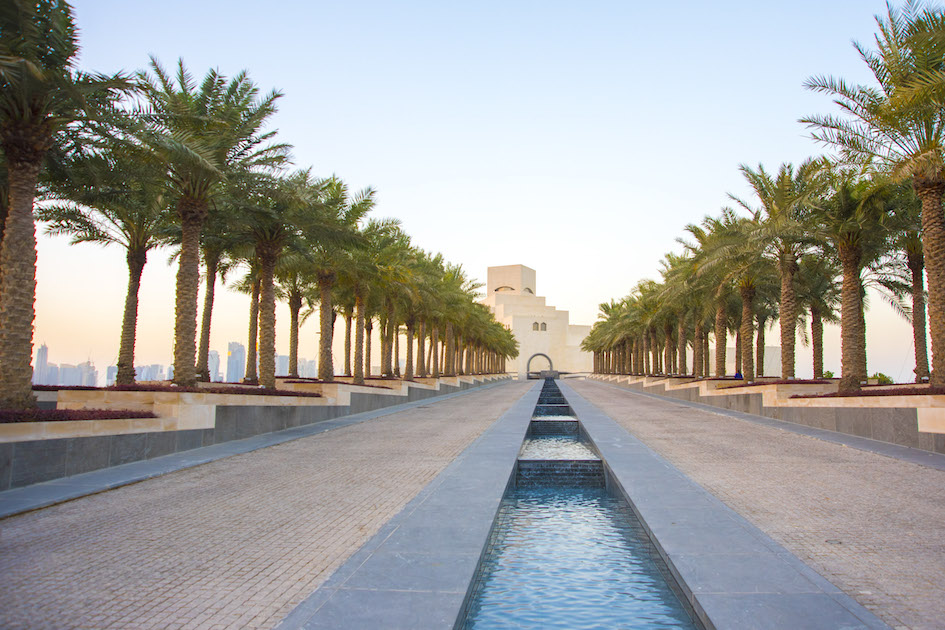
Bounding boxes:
35 0 925 382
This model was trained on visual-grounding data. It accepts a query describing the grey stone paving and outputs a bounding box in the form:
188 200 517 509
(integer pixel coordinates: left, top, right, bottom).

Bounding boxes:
570 378 945 630
0 380 531 630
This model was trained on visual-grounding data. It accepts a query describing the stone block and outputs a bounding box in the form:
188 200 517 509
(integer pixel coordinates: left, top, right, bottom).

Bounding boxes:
176 429 205 452
64 436 111 476
835 409 871 439
109 433 147 466
146 431 177 459
11 439 68 488
0 442 12 491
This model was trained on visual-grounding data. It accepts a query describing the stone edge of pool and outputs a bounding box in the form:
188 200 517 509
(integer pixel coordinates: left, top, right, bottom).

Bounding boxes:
276 379 891 630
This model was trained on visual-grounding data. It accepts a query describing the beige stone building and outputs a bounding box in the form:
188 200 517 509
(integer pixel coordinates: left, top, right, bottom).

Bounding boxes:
481 264 593 378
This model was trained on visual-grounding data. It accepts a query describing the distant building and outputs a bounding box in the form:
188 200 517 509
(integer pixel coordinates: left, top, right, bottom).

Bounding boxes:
481 265 592 378
106 366 118 386
226 342 246 383
78 361 97 386
33 344 49 384
276 354 289 377
299 358 317 378
208 350 221 382
46 364 59 386
59 363 80 386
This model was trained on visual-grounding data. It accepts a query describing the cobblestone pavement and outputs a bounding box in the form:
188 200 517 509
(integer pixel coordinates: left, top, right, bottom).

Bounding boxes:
570 379 945 630
0 381 532 630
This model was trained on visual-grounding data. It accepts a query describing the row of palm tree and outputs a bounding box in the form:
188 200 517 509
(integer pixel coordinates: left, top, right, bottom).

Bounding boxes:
586 2 944 394
0 0 517 409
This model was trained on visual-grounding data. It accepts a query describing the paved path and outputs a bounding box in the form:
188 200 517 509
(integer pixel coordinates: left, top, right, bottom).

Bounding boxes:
570 378 945 630
0 380 531 630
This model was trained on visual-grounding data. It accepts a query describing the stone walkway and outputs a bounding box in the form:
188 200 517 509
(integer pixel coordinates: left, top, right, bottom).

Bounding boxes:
570 379 945 630
0 380 531 630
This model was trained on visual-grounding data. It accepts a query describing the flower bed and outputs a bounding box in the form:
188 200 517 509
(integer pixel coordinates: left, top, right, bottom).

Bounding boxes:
35 384 322 398
793 385 945 399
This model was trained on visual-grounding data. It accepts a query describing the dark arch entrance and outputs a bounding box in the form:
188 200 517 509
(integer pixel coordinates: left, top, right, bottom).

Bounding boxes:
526 353 554 374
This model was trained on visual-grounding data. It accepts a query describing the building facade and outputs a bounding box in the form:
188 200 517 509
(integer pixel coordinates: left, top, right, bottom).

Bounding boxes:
481 264 592 378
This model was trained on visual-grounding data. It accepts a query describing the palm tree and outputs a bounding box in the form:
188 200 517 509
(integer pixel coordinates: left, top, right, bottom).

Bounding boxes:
810 168 897 391
803 2 945 385
733 159 823 379
796 254 841 378
276 253 315 379
37 139 170 385
0 0 131 407
138 58 287 387
342 218 401 385
307 178 373 381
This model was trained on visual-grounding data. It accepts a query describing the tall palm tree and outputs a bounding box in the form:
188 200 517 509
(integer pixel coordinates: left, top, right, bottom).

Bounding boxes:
733 159 823 379
37 139 170 385
0 0 130 407
796 254 841 378
803 2 945 385
810 168 896 391
307 178 373 381
138 58 287 387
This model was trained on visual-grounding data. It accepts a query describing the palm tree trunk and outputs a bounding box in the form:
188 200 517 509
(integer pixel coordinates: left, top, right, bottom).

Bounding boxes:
172 199 207 389
643 334 651 374
445 323 455 375
354 290 365 385
394 326 401 377
739 284 754 381
779 255 799 379
677 319 687 375
756 317 766 379
116 249 147 386
343 312 352 377
288 288 302 378
456 335 464 375
703 330 710 376
257 249 277 389
317 275 334 381
692 320 704 378
811 306 824 379
196 251 219 382
386 307 396 376
838 243 862 393
244 277 260 385
908 250 930 382
417 320 427 377
365 318 373 379
404 320 415 380
916 179 945 386
0 153 41 407
431 326 440 377
714 300 727 377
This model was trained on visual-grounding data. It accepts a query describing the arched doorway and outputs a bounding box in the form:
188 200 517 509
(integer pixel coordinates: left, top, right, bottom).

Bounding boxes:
526 353 554 374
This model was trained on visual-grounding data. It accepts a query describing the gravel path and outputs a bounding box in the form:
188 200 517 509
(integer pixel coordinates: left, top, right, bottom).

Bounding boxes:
570 378 945 630
0 380 532 630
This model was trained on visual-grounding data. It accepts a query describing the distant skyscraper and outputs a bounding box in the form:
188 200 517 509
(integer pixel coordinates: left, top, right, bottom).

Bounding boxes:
275 354 289 377
208 350 221 382
299 358 317 378
34 344 49 384
78 361 97 387
59 364 80 386
47 364 59 386
226 342 246 383
106 366 118 386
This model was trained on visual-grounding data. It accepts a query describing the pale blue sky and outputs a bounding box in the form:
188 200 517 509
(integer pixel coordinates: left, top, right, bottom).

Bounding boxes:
38 0 922 380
